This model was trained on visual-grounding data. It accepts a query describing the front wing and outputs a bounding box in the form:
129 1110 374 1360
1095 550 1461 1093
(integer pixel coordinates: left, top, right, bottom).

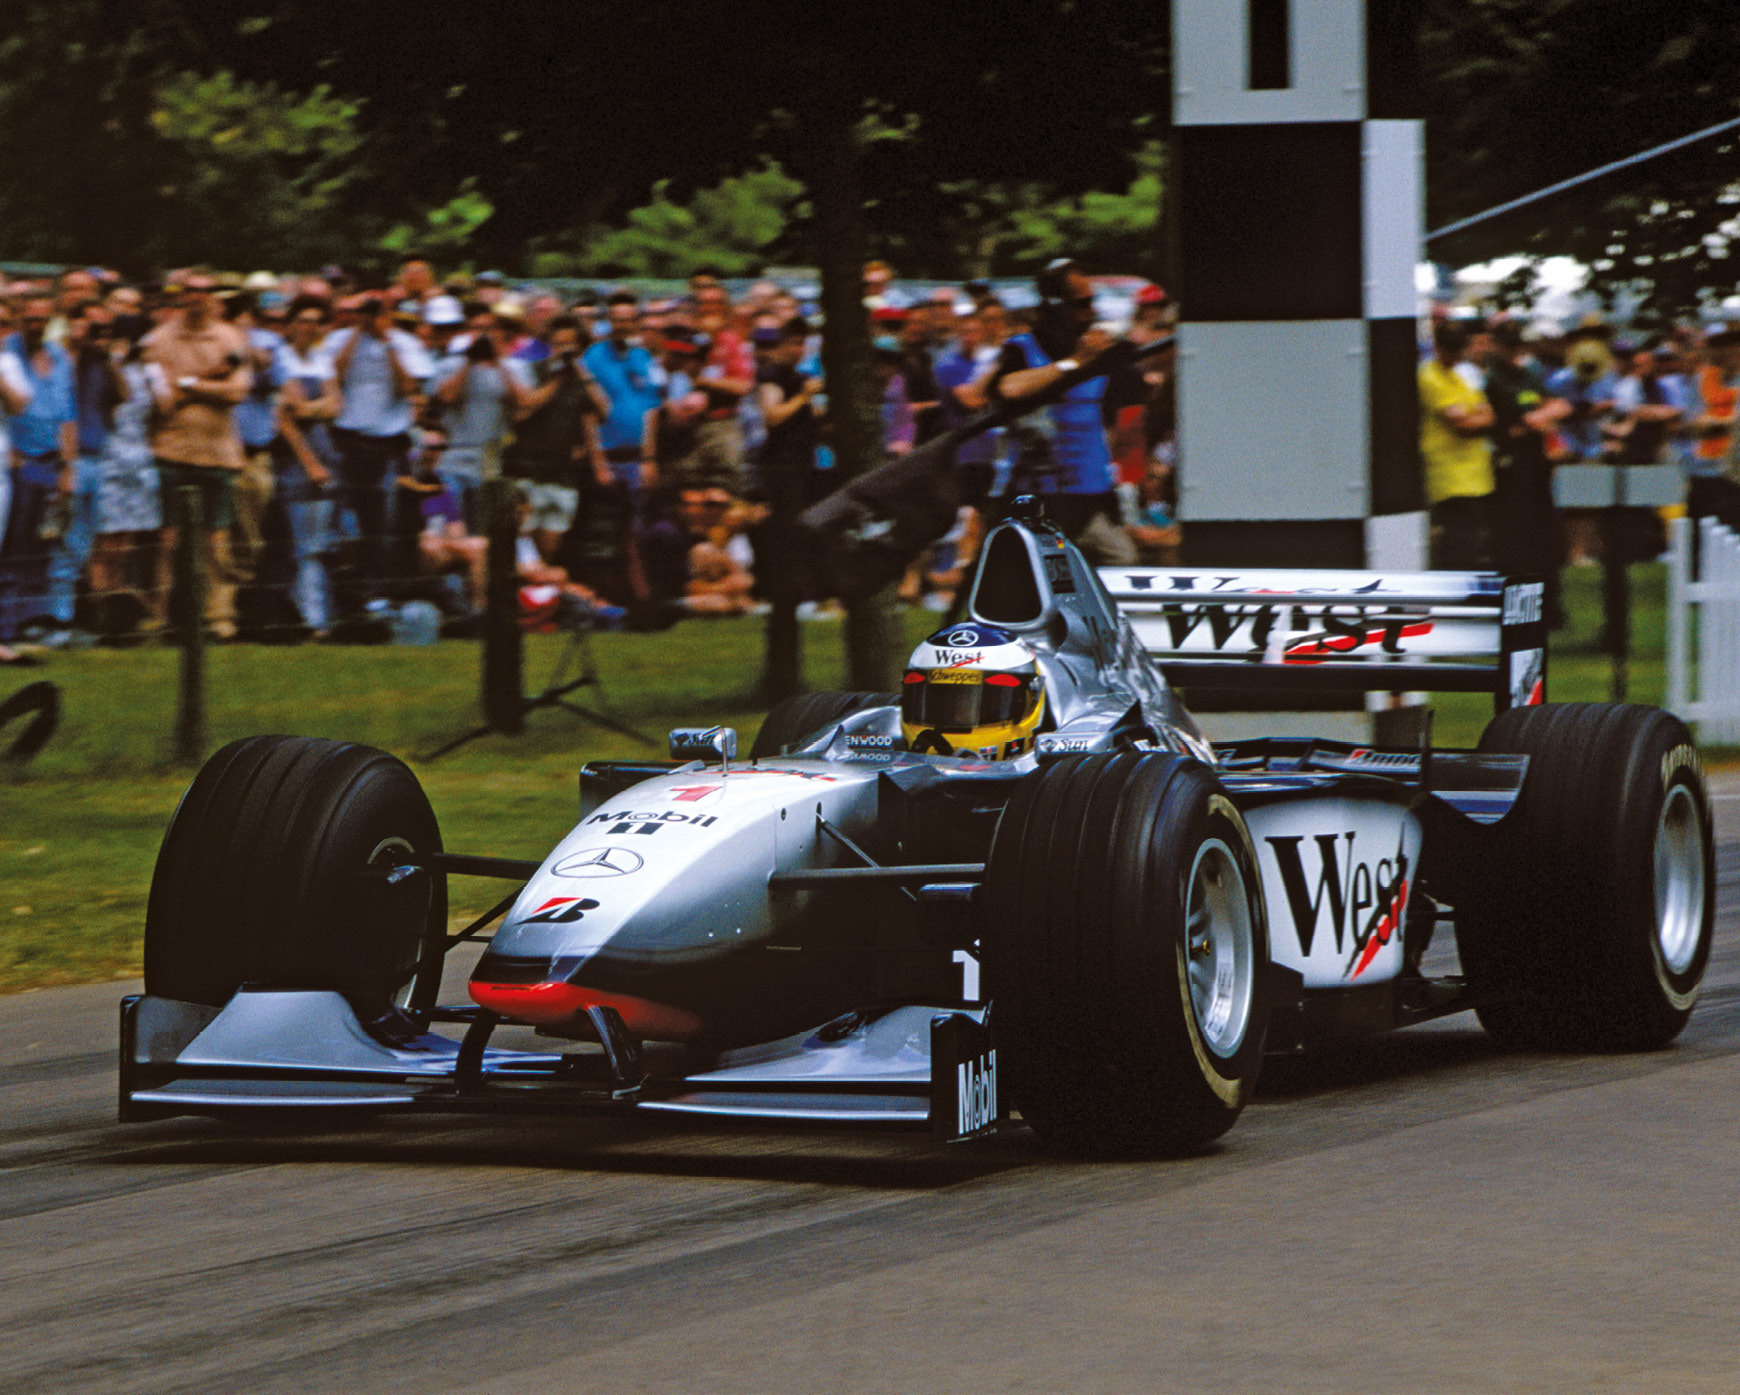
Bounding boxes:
120 990 1004 1145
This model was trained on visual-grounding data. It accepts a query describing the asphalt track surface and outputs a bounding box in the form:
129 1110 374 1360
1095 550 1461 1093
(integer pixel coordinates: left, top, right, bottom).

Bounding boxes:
5 774 1740 1394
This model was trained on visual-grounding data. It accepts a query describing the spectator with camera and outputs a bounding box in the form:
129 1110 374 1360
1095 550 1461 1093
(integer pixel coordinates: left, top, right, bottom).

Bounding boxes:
0 295 81 644
1418 318 1497 570
0 301 40 647
690 280 756 496
989 258 1137 565
87 314 159 636
502 313 609 563
432 301 535 532
273 295 344 638
48 301 128 639
582 292 663 493
222 291 290 606
324 290 434 603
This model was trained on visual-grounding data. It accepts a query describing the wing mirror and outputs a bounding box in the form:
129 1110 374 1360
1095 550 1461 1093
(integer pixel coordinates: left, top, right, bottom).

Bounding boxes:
669 726 737 772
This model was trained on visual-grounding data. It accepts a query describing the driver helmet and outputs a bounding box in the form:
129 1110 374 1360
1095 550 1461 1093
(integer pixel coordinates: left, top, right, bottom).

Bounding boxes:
901 622 1046 759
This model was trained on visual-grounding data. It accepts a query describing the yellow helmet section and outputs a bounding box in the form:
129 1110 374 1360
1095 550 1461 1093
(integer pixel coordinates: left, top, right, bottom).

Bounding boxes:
900 622 1046 760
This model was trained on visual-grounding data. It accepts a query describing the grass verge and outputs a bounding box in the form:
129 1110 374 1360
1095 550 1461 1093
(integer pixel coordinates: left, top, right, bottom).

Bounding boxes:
0 563 1690 993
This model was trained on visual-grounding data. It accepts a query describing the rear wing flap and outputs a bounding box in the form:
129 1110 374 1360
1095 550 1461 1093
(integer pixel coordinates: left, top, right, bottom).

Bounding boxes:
1099 566 1548 711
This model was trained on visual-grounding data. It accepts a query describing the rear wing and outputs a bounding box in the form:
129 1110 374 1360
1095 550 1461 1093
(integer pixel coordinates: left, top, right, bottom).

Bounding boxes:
1098 566 1548 712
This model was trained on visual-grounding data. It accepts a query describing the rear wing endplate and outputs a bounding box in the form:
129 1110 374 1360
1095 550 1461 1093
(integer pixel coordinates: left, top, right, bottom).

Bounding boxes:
1099 566 1548 712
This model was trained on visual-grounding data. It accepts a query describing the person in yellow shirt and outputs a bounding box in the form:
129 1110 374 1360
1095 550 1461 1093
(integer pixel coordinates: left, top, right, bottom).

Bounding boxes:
1419 320 1496 568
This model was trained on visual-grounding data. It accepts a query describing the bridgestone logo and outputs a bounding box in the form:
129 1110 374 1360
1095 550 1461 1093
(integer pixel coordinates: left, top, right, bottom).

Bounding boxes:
957 1049 998 1136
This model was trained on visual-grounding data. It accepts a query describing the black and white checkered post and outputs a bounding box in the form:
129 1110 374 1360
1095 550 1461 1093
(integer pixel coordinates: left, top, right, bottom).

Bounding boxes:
1171 0 1425 574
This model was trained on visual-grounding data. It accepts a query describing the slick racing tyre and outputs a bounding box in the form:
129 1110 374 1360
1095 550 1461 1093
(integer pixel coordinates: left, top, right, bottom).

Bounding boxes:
982 752 1270 1155
750 691 899 758
144 736 446 1015
1456 703 1713 1051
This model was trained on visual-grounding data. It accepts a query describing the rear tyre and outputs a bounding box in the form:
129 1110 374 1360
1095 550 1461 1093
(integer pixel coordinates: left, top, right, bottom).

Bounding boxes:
144 736 446 1014
982 753 1269 1155
1456 703 1712 1050
750 691 900 758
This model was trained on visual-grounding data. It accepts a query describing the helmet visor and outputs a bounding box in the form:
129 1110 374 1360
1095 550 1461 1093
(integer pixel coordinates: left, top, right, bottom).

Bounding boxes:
902 672 1031 732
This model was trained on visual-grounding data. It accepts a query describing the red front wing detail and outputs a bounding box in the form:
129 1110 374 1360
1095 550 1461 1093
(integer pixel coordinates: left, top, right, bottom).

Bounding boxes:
469 980 704 1039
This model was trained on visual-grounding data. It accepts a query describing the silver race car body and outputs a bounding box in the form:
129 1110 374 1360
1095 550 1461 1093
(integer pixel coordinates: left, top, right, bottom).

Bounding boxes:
120 503 1713 1153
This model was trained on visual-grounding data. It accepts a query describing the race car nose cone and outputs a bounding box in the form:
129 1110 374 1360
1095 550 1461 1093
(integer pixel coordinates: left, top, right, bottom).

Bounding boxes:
468 979 704 1040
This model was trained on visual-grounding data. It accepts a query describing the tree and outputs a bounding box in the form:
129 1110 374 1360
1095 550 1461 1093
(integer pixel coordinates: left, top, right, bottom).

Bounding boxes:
0 1 185 268
1421 0 1740 320
529 163 804 279
149 70 372 269
0 2 1168 685
874 139 1166 280
172 0 1169 688
0 4 386 270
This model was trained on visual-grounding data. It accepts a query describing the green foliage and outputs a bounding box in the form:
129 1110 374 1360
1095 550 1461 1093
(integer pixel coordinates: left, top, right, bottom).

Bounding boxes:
530 163 804 278
380 181 496 261
151 70 372 268
521 146 1158 282
884 140 1163 278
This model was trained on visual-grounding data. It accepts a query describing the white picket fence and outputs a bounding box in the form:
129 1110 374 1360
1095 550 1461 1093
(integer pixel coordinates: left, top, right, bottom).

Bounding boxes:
1667 515 1740 743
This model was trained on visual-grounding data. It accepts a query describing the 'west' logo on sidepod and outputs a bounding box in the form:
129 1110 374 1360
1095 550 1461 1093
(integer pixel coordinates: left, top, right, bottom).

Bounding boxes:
1264 827 1410 977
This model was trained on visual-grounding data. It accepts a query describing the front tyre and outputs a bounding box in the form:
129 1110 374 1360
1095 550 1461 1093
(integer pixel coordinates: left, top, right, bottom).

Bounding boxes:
144 736 445 1014
982 753 1270 1155
1457 703 1713 1050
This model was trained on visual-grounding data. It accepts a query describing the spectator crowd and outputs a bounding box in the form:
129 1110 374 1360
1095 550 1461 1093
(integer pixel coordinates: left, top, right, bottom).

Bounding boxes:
1420 311 1740 629
0 258 1181 661
5 250 1738 665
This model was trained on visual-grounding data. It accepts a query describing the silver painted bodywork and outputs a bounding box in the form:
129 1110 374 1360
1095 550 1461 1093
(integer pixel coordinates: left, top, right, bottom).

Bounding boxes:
121 513 1525 1133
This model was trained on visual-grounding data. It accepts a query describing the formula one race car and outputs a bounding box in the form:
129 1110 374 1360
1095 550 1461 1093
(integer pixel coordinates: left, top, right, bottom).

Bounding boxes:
120 499 1715 1153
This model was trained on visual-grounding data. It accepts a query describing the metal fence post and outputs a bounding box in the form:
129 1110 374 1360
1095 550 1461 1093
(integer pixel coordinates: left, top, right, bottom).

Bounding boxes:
480 476 523 735
174 483 207 764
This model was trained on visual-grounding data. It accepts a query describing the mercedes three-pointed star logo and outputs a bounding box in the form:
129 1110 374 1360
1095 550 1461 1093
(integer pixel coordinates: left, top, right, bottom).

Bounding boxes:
552 846 645 878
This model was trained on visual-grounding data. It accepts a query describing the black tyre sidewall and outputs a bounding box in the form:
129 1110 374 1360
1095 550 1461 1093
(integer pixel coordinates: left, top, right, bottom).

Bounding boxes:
269 748 445 999
986 753 1269 1154
1610 735 1712 1017
1465 703 1713 1048
1109 764 1268 1111
144 737 444 1009
750 691 900 758
145 736 296 1005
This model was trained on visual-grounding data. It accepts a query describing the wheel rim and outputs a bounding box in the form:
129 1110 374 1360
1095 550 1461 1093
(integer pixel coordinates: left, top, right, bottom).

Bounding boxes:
368 836 424 1008
1184 837 1256 1057
1654 784 1705 976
